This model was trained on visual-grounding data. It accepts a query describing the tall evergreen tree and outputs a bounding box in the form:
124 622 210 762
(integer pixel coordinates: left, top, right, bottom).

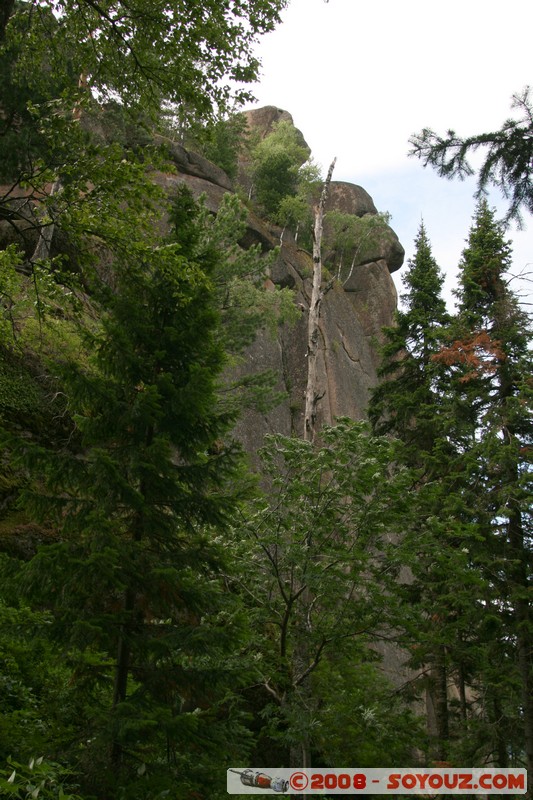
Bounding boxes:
369 221 450 466
369 224 487 762
3 188 255 797
435 200 533 777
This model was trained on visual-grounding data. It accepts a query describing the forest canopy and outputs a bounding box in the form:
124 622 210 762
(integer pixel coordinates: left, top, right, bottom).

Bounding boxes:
1 1 532 798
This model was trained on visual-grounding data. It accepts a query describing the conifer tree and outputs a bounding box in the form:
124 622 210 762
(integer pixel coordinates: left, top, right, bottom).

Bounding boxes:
5 188 255 797
369 224 485 762
369 221 450 466
435 200 533 776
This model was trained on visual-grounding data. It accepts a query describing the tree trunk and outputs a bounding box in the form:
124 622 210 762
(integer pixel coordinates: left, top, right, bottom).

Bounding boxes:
490 694 509 768
508 502 533 788
499 362 532 790
29 180 61 265
110 586 136 765
303 158 335 443
0 0 15 41
433 645 449 761
110 431 151 765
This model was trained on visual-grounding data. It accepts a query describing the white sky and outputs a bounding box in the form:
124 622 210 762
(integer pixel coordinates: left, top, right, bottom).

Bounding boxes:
248 0 533 310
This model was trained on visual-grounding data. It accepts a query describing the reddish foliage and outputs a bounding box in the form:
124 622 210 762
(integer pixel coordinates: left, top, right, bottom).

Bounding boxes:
431 331 505 382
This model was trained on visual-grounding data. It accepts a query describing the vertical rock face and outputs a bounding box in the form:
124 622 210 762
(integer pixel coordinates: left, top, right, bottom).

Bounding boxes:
0 114 403 446
150 106 404 458
163 109 415 696
228 106 404 453
231 220 402 458
0 105 403 458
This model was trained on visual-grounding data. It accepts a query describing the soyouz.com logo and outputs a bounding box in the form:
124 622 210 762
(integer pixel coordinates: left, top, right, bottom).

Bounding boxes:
227 768 527 794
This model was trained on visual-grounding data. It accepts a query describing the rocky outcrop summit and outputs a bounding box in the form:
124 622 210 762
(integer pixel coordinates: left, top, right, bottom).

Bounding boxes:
165 107 404 454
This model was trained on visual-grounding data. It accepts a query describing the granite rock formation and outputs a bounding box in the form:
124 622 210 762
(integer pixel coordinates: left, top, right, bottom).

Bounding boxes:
0 106 404 453
165 107 404 455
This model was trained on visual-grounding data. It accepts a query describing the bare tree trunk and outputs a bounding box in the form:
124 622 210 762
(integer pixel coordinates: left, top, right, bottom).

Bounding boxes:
290 160 336 779
303 158 335 443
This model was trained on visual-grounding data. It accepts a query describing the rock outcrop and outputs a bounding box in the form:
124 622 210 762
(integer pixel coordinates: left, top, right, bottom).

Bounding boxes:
230 233 401 458
0 106 404 455
164 107 404 456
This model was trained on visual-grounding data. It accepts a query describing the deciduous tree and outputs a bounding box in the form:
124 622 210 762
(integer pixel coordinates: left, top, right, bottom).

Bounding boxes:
231 421 412 768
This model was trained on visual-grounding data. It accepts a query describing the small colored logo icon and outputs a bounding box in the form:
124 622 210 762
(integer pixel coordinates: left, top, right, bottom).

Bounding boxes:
290 771 309 791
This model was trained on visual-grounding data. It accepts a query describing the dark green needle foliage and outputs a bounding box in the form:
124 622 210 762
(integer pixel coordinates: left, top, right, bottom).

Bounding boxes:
435 200 533 774
369 221 450 467
4 188 255 798
410 87 533 227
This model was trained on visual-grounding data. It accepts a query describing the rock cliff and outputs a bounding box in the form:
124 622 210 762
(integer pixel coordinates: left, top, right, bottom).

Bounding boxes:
0 106 404 454
166 107 404 456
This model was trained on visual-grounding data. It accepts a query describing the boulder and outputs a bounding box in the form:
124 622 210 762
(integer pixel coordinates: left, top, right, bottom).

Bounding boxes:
152 134 233 191
326 181 377 217
242 106 310 153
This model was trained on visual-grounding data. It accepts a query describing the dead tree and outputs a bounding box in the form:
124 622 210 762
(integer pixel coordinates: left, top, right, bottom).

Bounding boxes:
303 158 336 442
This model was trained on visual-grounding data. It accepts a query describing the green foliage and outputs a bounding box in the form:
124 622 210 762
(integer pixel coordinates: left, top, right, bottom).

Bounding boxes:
275 193 312 236
0 247 24 343
0 350 41 423
250 121 321 220
0 187 275 796
231 420 414 761
440 203 533 770
410 87 533 227
0 7 76 183
2 0 288 121
0 756 83 800
371 207 532 768
184 113 248 179
0 599 52 761
457 199 513 326
369 221 450 462
314 646 425 767
187 191 298 356
325 211 392 284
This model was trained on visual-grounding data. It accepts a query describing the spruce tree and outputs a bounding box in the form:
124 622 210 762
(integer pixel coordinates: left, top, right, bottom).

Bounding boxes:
369 221 450 466
436 199 533 776
6 188 254 797
369 224 485 762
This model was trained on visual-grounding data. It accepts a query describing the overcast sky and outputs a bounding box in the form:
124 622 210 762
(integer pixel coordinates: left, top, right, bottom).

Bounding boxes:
248 0 532 310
